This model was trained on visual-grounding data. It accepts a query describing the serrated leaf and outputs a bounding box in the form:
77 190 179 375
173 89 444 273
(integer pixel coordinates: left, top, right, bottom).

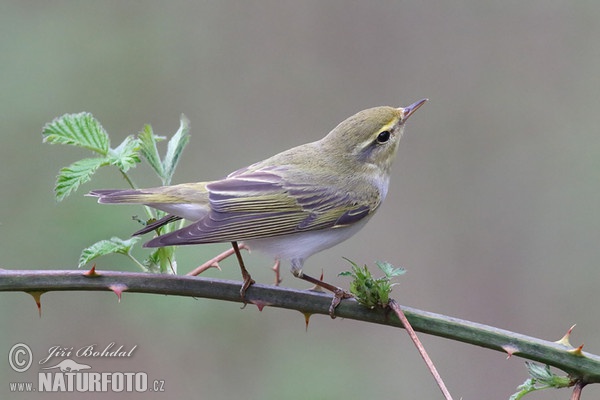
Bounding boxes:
78 236 141 268
55 157 109 201
340 259 401 308
510 363 572 400
42 112 110 155
526 363 553 381
509 379 536 400
375 261 406 278
138 124 166 179
108 135 141 172
525 362 571 387
162 114 190 185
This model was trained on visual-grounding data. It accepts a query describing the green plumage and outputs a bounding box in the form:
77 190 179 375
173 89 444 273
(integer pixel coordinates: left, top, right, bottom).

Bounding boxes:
89 101 427 257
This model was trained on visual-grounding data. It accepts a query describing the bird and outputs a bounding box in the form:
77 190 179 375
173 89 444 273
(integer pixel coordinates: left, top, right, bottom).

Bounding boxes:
89 99 427 315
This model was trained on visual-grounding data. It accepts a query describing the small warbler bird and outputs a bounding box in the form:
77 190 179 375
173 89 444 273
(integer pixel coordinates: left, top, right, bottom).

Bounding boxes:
90 99 427 313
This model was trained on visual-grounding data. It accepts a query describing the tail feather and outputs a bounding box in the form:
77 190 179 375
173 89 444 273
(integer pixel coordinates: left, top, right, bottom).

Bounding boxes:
88 189 158 204
88 187 210 221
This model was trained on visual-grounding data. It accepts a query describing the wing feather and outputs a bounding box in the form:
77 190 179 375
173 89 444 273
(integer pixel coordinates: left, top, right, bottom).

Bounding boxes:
144 168 378 247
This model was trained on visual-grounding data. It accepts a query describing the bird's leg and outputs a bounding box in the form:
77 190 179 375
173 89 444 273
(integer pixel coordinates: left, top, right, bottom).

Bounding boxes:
271 259 282 286
293 270 353 318
231 241 255 299
186 242 254 299
186 243 249 276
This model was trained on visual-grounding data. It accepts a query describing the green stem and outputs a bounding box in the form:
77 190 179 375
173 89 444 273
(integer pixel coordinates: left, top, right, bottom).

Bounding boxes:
119 169 154 220
1 269 599 385
126 253 148 272
120 169 138 190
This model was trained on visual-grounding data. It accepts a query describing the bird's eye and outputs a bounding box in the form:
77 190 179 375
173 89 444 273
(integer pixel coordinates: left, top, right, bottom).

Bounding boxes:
376 130 391 143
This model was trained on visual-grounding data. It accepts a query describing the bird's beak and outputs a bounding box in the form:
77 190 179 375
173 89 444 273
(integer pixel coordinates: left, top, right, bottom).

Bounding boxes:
400 98 428 121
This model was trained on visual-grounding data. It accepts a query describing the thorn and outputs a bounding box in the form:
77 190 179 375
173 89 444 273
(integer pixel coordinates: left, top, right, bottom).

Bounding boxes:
555 324 576 347
501 344 519 359
249 299 271 312
303 312 313 331
568 344 584 356
108 284 128 303
307 270 326 292
27 291 44 317
308 284 325 292
304 270 328 292
83 264 100 277
271 259 282 286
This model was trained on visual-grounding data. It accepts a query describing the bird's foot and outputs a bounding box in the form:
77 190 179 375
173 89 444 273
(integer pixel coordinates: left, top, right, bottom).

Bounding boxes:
239 271 256 300
329 287 354 317
232 241 255 300
294 271 353 318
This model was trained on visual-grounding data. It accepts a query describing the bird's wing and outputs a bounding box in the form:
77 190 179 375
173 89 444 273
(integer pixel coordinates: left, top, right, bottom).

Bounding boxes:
144 168 375 246
132 214 182 236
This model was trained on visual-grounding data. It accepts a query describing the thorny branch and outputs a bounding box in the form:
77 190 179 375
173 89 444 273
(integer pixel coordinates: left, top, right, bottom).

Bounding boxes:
0 268 598 392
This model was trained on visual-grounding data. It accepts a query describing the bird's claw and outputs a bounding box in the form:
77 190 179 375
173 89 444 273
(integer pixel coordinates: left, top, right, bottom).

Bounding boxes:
329 288 354 318
239 274 256 300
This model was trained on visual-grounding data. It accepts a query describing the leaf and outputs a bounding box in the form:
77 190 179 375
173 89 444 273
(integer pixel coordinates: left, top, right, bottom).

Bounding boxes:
136 115 189 185
144 247 177 274
138 124 166 180
509 363 572 400
108 135 141 172
162 114 190 185
78 236 142 268
375 261 406 278
55 157 109 201
340 259 405 309
42 112 110 155
525 362 571 387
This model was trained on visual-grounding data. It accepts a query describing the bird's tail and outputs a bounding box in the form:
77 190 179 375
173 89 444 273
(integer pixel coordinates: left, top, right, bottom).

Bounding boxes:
88 182 209 205
88 184 210 222
88 189 166 204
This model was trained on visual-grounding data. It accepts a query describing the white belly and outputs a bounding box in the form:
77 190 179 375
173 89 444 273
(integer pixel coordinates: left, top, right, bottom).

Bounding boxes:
244 216 371 273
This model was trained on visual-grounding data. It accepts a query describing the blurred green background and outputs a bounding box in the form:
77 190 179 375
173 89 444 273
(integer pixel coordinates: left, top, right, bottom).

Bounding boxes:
1 2 600 399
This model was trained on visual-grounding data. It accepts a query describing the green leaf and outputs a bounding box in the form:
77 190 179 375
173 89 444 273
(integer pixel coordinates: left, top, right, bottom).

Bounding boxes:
340 262 380 308
136 115 190 185
138 124 166 180
375 261 406 278
144 247 177 274
55 157 109 201
510 379 536 400
340 259 406 309
108 135 141 172
509 363 572 400
525 362 571 387
42 112 110 155
142 213 180 273
162 114 190 185
78 236 142 268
